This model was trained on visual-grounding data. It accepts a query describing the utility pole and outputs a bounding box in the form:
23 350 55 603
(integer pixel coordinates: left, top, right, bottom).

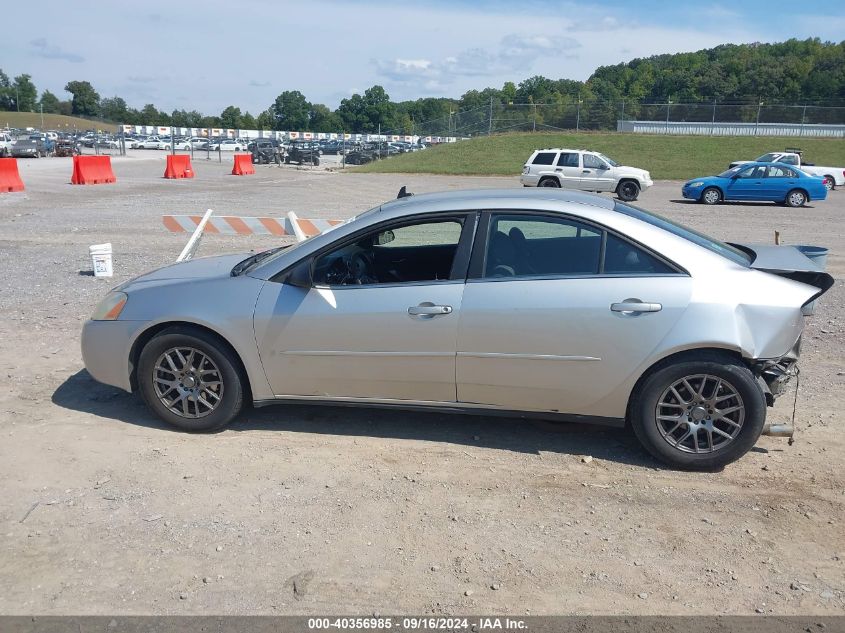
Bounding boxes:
40 103 44 129
532 103 537 132
755 99 763 136
488 97 493 135
576 93 582 133
666 96 671 132
711 98 717 136
620 99 625 129
800 103 807 137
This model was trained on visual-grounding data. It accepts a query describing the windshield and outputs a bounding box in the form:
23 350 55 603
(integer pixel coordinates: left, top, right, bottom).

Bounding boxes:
597 153 620 167
717 166 744 178
614 202 752 266
242 205 383 272
754 153 777 162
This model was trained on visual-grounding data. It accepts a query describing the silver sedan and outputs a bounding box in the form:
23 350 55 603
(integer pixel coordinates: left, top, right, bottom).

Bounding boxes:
81 189 832 469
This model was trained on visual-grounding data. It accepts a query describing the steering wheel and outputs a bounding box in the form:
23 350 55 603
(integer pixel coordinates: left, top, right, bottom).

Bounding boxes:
490 264 515 278
325 252 376 285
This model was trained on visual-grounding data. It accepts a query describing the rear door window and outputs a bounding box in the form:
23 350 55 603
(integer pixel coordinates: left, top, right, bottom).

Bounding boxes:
531 152 557 166
557 152 579 167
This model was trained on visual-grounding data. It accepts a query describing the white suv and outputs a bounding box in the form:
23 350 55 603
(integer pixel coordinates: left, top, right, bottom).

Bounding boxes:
520 148 653 201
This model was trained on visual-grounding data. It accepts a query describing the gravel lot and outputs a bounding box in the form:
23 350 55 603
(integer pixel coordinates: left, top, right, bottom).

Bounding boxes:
0 152 843 615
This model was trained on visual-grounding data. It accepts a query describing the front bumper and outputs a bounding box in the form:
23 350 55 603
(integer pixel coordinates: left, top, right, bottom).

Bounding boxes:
81 319 146 393
681 185 701 200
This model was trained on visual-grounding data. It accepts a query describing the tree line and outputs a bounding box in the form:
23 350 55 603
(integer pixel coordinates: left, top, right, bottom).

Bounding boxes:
1 38 842 133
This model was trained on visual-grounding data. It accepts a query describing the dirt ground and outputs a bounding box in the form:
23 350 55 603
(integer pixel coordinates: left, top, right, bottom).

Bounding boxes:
0 152 843 615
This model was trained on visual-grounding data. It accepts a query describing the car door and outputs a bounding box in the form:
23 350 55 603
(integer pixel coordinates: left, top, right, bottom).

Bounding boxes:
527 151 558 184
724 165 765 200
552 151 582 189
765 165 798 201
456 212 692 417
581 153 615 192
253 213 475 402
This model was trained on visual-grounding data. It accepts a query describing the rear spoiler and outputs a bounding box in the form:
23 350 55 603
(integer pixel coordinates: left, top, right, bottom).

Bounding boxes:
732 242 834 301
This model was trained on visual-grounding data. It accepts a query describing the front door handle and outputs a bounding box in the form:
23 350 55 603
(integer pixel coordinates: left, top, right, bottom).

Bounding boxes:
611 300 662 314
582 169 591 173
408 304 452 316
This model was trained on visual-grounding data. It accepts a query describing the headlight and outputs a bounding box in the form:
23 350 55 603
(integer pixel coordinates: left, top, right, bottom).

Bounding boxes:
91 291 128 320
688 181 704 187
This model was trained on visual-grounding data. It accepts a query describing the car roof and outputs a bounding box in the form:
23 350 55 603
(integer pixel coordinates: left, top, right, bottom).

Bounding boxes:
380 188 616 214
531 148 589 153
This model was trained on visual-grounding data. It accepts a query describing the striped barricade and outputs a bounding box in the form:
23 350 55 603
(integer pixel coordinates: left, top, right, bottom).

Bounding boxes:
163 214 342 237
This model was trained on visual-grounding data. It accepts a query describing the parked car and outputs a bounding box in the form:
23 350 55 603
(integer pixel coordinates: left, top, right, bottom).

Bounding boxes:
520 148 653 201
0 132 15 157
137 137 163 149
209 139 245 151
682 162 828 207
248 138 283 164
729 149 845 191
10 138 46 158
285 140 320 165
81 188 832 470
189 137 210 149
343 142 379 165
160 137 192 151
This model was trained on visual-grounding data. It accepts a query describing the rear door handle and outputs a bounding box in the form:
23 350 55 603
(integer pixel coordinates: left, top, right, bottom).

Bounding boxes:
582 169 591 173
611 300 662 314
555 168 563 172
408 304 452 316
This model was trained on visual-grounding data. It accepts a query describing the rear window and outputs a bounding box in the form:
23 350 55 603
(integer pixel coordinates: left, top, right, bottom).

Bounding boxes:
531 152 556 165
614 202 752 266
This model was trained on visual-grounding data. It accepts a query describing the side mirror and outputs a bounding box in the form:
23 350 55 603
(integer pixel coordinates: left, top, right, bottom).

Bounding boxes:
286 259 313 288
374 230 395 246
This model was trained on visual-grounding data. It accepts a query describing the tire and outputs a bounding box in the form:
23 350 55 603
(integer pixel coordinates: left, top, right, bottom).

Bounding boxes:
630 353 766 470
137 327 244 432
700 187 721 205
785 189 807 207
284 156 290 164
616 180 640 201
822 175 835 191
313 157 320 166
538 177 560 188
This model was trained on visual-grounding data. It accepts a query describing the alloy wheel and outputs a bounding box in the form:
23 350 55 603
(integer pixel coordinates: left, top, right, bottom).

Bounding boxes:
655 374 745 454
789 191 806 206
152 346 224 418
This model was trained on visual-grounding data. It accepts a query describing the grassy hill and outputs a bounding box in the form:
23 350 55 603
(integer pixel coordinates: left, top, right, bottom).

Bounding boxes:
355 132 845 181
0 111 118 133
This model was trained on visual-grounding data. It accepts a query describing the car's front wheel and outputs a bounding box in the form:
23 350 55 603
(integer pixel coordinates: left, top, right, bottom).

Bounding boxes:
630 353 766 470
785 189 807 207
616 180 640 201
138 327 244 432
701 187 721 205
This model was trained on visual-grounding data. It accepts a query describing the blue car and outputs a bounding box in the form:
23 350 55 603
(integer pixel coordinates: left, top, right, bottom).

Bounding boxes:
682 162 827 207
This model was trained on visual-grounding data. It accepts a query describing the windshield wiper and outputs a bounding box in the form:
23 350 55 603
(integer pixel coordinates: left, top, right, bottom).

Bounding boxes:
231 246 288 276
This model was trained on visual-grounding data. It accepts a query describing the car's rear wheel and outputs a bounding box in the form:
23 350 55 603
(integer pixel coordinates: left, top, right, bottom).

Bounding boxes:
616 180 640 201
138 328 244 432
630 354 766 470
538 177 560 188
822 175 835 191
785 189 807 207
701 187 721 205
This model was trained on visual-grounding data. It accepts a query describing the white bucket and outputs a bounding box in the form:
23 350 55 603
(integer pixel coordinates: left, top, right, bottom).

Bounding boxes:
89 242 113 278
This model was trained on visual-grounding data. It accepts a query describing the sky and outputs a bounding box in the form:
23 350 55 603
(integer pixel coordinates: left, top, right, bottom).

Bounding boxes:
2 0 843 115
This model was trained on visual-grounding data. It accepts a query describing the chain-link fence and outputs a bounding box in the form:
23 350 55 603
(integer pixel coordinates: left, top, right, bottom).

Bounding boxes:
399 100 845 138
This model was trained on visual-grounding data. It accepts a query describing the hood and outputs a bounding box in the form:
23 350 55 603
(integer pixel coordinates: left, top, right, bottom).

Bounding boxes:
732 242 834 298
117 253 250 288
